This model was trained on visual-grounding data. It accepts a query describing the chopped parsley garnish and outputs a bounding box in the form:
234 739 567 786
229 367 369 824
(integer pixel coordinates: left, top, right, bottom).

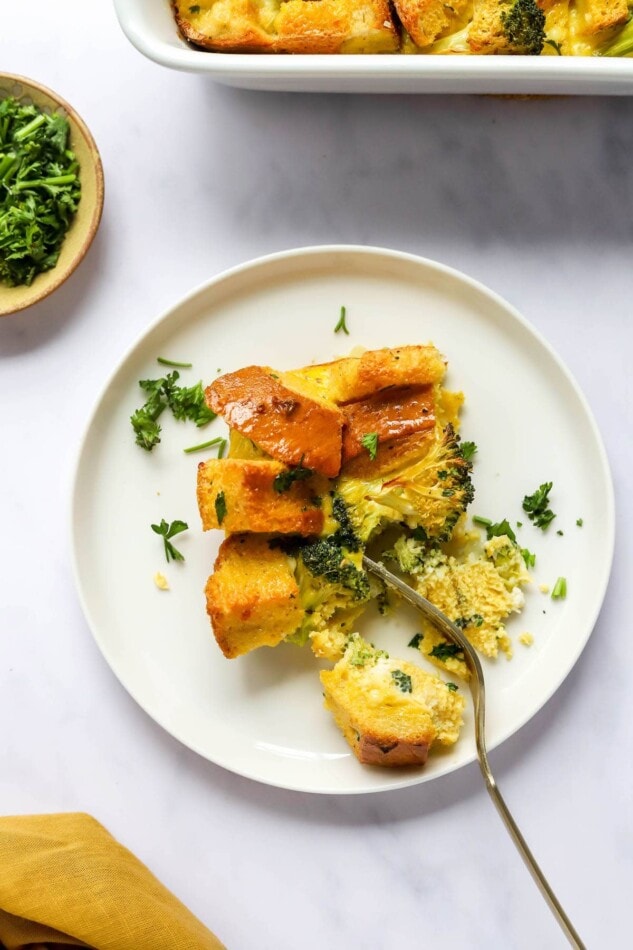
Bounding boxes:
215 491 227 525
334 305 349 335
551 577 567 599
408 633 423 649
189 4 201 11
0 97 81 287
430 642 464 660
361 432 379 460
446 682 458 692
576 518 584 527
151 519 188 563
521 547 536 569
461 441 478 461
523 482 556 530
391 670 413 693
184 436 227 456
474 515 517 542
273 460 314 493
557 530 564 536
472 515 492 528
157 357 193 368
168 379 216 426
455 614 483 629
130 370 216 450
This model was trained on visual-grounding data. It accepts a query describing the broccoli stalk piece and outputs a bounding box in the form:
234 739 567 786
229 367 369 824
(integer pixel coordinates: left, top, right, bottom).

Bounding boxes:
596 16 633 56
337 425 474 544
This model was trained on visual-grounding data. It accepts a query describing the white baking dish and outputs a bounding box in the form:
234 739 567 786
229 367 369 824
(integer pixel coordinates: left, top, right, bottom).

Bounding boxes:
114 0 633 94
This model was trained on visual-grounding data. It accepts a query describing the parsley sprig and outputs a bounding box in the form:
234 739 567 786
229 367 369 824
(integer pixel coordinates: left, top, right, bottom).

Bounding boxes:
523 482 556 530
131 370 216 450
361 432 378 460
151 519 189 562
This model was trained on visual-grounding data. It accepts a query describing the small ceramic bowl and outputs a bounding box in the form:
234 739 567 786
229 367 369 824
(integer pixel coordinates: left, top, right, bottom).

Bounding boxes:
0 74 104 317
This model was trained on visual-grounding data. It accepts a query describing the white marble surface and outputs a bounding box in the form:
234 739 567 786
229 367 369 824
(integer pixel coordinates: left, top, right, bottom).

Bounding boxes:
1 2 632 948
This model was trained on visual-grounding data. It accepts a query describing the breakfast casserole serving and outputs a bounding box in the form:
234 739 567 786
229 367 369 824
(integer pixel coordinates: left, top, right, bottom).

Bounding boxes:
197 344 531 767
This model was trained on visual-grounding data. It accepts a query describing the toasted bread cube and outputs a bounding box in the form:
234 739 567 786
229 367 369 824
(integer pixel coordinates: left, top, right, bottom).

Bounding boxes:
284 345 446 405
340 429 436 479
341 385 435 465
275 0 398 52
197 458 324 536
205 535 304 659
321 639 465 766
575 0 628 34
206 366 343 477
393 0 470 47
173 0 398 53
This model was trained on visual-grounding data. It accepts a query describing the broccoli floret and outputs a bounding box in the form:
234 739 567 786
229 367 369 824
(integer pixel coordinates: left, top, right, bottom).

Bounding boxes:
346 632 388 667
330 494 362 552
390 535 448 578
485 534 530 590
300 539 370 601
596 17 633 56
500 0 546 55
286 493 370 652
337 425 474 544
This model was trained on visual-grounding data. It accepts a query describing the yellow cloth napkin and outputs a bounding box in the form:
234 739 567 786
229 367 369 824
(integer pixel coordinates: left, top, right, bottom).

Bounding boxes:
0 813 226 950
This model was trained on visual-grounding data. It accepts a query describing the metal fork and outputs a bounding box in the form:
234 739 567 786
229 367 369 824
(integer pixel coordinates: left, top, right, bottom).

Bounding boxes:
363 555 585 949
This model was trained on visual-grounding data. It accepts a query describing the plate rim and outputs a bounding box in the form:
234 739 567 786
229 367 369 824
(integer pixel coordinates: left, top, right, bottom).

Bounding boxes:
70 244 615 794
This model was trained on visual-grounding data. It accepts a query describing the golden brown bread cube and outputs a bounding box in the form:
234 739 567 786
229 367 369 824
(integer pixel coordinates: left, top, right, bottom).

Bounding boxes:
340 429 436 479
574 0 629 34
205 535 304 659
393 0 470 47
206 365 343 478
283 345 446 405
320 640 465 766
197 458 324 535
173 0 399 54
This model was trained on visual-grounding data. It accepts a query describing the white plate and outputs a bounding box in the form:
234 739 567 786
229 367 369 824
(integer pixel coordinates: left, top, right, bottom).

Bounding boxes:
72 246 614 794
114 0 633 95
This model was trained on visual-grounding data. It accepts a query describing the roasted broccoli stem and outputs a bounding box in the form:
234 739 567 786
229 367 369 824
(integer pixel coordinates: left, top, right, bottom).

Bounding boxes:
337 425 474 544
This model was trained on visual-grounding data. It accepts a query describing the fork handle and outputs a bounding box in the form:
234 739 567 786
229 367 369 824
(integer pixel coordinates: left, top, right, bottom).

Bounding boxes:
480 763 586 949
